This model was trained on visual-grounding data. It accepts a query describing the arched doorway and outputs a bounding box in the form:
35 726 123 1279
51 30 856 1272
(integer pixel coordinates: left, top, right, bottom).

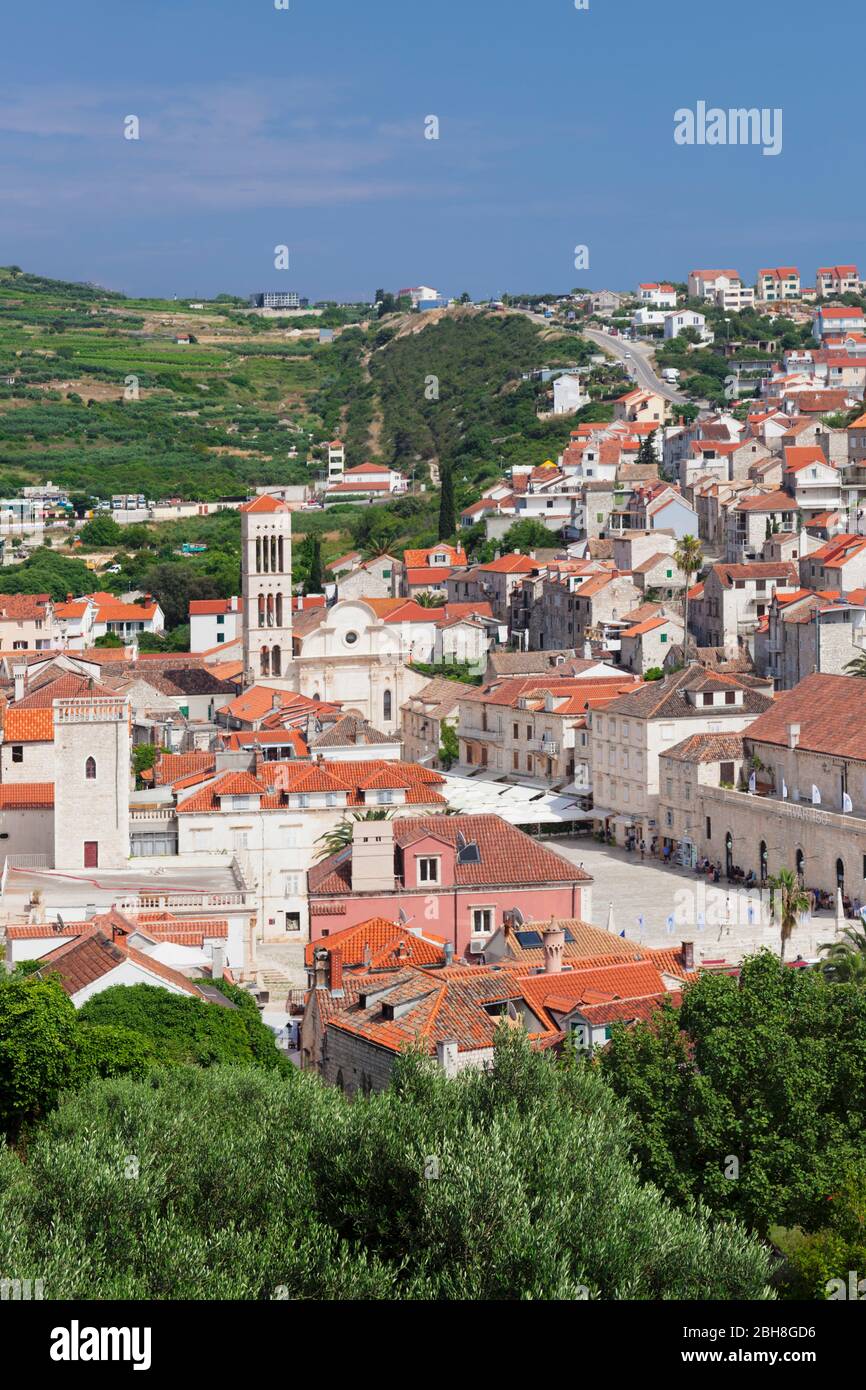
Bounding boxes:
836 858 845 891
725 832 733 878
760 841 768 883
795 848 805 884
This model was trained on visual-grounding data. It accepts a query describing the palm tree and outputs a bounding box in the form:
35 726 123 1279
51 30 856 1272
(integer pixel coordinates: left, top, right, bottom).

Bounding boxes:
818 925 866 984
416 590 447 608
314 809 393 861
674 533 703 660
770 867 811 962
844 651 866 678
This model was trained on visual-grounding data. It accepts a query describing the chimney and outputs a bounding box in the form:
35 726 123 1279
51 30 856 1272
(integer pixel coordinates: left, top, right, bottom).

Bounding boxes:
12 664 26 703
788 722 800 749
350 819 396 893
681 940 695 971
329 948 344 997
443 941 454 966
297 595 304 611
542 917 565 975
211 944 225 980
312 946 329 990
435 1039 459 1078
272 694 281 710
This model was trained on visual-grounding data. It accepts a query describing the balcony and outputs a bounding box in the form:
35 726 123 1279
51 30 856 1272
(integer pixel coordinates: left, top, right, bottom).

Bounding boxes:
534 739 560 756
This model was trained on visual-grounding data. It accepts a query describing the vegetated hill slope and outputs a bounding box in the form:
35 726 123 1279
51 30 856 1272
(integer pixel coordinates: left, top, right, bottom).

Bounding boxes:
0 266 360 499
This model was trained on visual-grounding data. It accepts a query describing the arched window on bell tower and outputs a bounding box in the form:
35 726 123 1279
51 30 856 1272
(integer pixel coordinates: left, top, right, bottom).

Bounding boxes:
275 593 283 626
272 645 282 677
278 536 284 572
256 537 262 573
258 594 265 627
261 647 270 676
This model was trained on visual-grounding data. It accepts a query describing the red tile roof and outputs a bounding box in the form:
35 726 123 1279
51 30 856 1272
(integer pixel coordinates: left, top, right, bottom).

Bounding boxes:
746 672 866 761
177 759 446 814
2 707 54 742
309 814 591 895
0 782 54 808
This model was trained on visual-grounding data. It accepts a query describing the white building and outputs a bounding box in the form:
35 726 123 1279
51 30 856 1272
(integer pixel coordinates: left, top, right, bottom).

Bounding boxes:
189 596 242 653
240 494 293 685
664 310 711 341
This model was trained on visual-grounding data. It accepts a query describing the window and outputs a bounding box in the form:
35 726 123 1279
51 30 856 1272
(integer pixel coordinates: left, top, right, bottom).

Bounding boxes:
377 790 394 805
11 746 23 763
418 856 440 883
513 751 519 770
85 756 96 780
513 723 519 739
383 690 392 721
283 873 302 896
231 828 250 851
660 632 667 644
325 793 339 808
344 630 359 646
725 691 736 705
706 816 712 840
472 907 494 934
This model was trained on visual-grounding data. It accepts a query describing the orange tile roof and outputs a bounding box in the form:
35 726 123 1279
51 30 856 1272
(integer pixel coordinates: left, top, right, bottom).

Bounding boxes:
304 916 447 968
2 707 55 742
0 782 54 808
240 494 292 513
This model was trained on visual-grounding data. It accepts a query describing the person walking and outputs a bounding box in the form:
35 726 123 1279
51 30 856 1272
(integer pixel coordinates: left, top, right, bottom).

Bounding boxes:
639 839 646 862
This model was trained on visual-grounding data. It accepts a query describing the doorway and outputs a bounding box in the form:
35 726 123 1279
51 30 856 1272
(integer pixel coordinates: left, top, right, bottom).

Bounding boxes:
83 841 99 868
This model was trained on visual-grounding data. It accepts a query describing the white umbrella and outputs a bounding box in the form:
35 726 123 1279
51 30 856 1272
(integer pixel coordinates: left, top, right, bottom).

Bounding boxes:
606 900 616 934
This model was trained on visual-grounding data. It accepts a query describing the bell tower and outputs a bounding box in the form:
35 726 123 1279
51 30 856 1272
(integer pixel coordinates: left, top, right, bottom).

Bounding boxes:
240 494 294 686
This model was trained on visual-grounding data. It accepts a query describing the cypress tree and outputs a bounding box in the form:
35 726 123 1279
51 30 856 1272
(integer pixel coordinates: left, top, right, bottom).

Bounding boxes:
438 462 456 540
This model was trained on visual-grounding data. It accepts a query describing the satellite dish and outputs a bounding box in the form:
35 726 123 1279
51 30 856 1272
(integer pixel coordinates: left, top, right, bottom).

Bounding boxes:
397 907 409 925
510 907 525 926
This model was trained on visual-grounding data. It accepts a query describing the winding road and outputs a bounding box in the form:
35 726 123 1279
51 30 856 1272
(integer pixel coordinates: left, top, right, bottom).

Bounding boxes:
582 326 689 406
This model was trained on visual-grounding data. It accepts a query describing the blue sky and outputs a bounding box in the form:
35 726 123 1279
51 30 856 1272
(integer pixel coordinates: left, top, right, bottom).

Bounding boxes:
0 0 862 300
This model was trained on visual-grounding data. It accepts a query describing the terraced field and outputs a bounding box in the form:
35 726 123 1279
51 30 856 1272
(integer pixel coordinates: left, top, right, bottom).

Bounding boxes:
0 267 363 500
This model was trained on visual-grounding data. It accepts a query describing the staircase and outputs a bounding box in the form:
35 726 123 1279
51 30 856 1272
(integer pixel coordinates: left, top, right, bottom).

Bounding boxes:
255 942 307 1006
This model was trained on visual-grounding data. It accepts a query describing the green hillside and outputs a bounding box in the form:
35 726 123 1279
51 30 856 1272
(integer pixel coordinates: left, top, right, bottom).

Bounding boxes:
0 266 358 500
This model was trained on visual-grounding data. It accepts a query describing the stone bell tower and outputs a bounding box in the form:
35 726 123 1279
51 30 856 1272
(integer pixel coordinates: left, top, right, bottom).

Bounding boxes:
240 494 294 687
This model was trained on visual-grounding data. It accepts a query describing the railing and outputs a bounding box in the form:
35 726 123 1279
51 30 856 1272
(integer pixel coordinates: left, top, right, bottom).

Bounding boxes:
114 890 250 912
54 697 129 723
534 739 560 755
129 807 177 823
709 785 864 832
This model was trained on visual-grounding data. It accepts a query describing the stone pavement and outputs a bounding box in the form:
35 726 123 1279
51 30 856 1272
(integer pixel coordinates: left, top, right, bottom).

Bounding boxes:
550 836 846 963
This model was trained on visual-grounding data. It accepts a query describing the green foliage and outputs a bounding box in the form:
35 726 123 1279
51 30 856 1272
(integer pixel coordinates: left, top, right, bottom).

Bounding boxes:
644 666 665 681
438 722 459 769
438 461 456 539
132 743 159 786
79 514 123 547
0 974 77 1135
0 1031 772 1299
94 632 123 647
600 953 866 1237
76 984 288 1073
3 546 94 599
782 1163 866 1298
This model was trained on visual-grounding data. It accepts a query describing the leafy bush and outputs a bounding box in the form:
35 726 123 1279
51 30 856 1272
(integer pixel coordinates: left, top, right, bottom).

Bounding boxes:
0 1032 772 1299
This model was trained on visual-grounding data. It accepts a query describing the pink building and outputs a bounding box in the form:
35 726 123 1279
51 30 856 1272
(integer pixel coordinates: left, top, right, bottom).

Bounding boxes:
308 814 592 959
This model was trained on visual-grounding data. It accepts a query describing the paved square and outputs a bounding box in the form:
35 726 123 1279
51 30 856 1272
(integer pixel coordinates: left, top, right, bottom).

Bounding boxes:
549 836 840 960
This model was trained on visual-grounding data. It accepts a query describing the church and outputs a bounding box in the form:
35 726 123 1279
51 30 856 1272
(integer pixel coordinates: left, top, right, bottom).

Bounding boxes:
240 494 427 733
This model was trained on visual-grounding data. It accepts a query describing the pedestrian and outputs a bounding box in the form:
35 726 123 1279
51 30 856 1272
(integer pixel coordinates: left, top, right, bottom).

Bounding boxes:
639 839 645 862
